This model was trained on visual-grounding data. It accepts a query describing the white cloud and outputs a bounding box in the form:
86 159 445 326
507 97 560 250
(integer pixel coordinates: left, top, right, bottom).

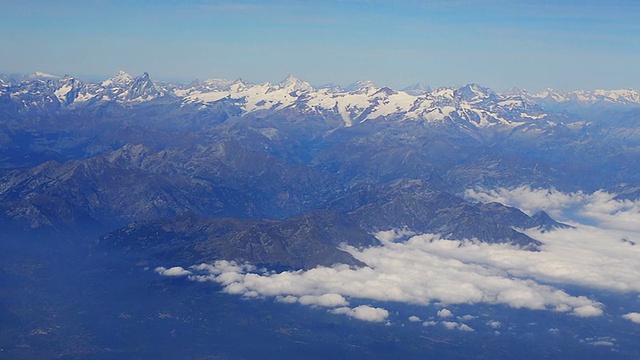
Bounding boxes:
578 191 640 232
467 186 640 232
375 228 416 242
572 305 604 318
622 312 640 324
458 324 475 332
155 266 191 276
408 315 421 322
465 186 584 217
331 305 389 322
487 320 501 328
441 321 474 331
276 295 298 303
583 337 616 347
298 293 349 307
437 308 453 318
422 320 437 327
156 188 640 324
171 236 604 316
442 321 458 330
590 340 614 347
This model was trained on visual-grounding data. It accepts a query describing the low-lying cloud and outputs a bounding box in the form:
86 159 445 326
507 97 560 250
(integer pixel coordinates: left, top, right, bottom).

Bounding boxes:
442 321 474 332
622 312 640 324
155 266 192 277
331 305 389 322
465 186 584 218
466 186 640 232
156 188 640 323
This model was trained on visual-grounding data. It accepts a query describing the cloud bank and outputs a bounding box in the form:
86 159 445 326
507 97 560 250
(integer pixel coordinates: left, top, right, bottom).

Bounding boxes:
466 186 640 232
156 188 640 323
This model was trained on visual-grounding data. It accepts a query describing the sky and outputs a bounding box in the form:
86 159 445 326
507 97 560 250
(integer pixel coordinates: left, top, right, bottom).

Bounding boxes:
0 0 639 91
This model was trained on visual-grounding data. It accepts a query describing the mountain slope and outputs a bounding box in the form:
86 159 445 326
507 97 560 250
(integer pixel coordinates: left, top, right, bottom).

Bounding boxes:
97 210 377 269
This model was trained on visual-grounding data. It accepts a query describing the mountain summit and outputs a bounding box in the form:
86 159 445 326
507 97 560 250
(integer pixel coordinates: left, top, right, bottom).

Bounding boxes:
278 75 314 93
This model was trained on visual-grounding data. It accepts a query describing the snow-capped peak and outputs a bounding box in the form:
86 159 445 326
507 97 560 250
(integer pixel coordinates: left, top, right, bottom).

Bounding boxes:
8 70 640 130
102 70 134 87
345 80 378 94
278 75 314 93
29 71 60 79
201 78 234 90
513 88 640 108
125 72 160 101
503 87 527 97
373 87 396 97
53 76 84 105
456 83 495 102
403 83 431 95
229 78 252 92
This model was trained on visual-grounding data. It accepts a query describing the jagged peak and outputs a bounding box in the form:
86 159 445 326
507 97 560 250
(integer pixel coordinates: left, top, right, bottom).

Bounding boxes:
459 83 493 93
373 86 397 97
126 72 161 100
130 72 155 86
455 83 496 101
429 86 456 99
280 74 301 84
232 78 249 87
106 144 153 165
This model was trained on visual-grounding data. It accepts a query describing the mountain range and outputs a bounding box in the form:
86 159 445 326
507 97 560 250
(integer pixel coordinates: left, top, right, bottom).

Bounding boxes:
1 71 639 268
3 70 639 121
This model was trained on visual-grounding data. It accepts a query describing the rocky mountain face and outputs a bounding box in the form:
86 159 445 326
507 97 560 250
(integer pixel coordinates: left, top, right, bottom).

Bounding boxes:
98 210 377 269
1 71 638 268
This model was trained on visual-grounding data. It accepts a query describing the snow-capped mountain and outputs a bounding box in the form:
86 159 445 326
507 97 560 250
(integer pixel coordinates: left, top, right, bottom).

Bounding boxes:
54 76 85 106
535 88 640 105
28 71 61 80
176 76 552 127
2 71 639 127
101 70 134 88
0 71 169 113
506 87 640 112
402 82 431 95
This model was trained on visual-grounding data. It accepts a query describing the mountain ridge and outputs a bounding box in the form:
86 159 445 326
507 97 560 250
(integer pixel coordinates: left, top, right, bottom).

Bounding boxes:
2 71 639 127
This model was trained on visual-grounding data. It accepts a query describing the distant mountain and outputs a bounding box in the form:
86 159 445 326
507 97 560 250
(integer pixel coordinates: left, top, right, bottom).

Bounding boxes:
505 87 640 116
6 71 639 127
402 82 431 95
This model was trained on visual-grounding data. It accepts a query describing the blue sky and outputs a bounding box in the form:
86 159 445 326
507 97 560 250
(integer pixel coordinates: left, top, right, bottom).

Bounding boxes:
0 0 638 91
